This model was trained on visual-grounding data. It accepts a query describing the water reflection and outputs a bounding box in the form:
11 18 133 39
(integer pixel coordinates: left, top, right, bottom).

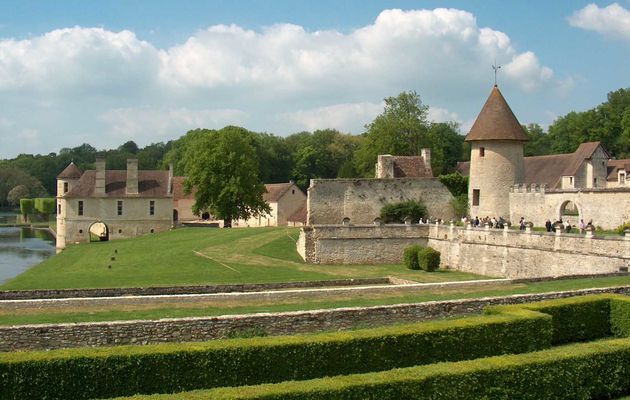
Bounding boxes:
0 226 55 284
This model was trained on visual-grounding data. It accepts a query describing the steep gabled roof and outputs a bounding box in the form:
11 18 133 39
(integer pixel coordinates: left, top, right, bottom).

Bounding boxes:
65 170 171 198
263 183 297 203
392 156 433 178
171 176 195 200
465 85 529 142
57 162 82 179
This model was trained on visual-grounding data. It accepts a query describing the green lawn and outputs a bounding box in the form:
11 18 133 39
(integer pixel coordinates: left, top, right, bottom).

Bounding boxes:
1 227 483 290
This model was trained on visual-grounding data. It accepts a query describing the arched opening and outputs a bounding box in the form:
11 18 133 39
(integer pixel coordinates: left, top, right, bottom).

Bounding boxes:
172 209 179 224
88 221 109 242
558 200 581 225
201 212 210 221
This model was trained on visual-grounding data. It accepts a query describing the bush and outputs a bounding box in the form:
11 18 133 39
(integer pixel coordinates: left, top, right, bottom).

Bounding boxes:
0 310 551 400
19 198 34 221
403 245 422 270
33 197 55 216
438 172 468 197
418 247 440 272
117 337 630 400
380 200 427 224
450 193 468 218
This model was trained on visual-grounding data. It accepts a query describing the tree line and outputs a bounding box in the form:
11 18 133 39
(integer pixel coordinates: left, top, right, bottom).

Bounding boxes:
1 87 628 210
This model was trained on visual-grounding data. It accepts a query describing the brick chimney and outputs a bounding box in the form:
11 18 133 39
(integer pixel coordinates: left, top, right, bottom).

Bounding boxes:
126 159 139 195
167 163 174 195
421 148 433 177
95 157 106 196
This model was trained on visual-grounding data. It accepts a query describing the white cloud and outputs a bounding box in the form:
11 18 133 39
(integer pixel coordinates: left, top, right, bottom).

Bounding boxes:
0 8 563 157
568 3 630 40
278 102 383 133
99 107 248 142
427 107 461 124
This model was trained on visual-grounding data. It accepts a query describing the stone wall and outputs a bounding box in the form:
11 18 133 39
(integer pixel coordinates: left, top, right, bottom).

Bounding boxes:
509 187 630 229
299 224 630 278
307 178 455 225
299 224 429 264
3 286 630 351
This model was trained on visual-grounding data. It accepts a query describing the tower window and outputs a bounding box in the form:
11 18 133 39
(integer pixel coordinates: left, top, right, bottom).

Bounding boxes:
57 203 61 214
472 189 480 206
149 200 155 216
78 201 83 216
479 147 485 157
117 201 123 216
63 182 69 193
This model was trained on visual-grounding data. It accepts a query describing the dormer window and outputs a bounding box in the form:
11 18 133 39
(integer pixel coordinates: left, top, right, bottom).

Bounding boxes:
620 171 626 185
479 147 485 157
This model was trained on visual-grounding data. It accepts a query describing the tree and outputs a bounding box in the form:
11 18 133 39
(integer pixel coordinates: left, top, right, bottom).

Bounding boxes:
6 185 30 206
181 127 270 227
19 198 34 223
523 123 551 156
427 122 465 174
355 91 430 176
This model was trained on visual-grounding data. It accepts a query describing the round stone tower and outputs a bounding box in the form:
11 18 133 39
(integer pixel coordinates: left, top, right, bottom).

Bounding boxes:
466 85 528 220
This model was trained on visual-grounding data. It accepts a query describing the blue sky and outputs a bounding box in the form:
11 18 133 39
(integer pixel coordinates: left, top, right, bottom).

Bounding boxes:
0 1 628 158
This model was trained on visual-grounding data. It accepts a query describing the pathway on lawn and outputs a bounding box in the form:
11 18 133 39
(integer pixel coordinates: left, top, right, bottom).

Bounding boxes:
0 278 513 317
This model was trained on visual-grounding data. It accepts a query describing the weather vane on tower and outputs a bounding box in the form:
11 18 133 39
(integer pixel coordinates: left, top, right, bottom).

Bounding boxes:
492 61 501 87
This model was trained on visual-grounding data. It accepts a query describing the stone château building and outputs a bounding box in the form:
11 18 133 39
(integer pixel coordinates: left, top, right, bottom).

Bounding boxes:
457 85 630 229
56 158 175 250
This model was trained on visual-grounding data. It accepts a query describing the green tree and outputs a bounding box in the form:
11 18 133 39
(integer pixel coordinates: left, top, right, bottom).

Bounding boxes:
6 185 30 206
427 122 465 174
355 91 430 176
181 127 270 227
522 123 551 156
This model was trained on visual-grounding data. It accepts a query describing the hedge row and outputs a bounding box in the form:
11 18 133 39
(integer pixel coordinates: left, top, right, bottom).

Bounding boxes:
116 337 630 400
0 310 551 400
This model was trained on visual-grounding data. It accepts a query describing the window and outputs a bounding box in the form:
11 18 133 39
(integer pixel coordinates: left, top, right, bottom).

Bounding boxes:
78 201 83 216
479 147 485 157
117 200 123 216
63 182 68 193
292 189 295 195
149 200 155 216
57 203 61 214
594 178 597 187
569 176 573 185
472 189 480 206
620 172 626 185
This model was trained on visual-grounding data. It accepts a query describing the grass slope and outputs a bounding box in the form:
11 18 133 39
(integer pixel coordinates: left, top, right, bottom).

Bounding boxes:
1 227 481 290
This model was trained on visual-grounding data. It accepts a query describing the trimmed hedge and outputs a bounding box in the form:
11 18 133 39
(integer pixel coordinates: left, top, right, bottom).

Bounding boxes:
418 247 440 272
403 245 421 270
33 197 55 215
486 294 623 345
117 337 630 400
0 310 551 400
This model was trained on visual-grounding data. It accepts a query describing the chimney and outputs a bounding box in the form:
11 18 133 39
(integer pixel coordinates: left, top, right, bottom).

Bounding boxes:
95 157 106 196
167 164 174 195
126 159 139 195
421 148 433 177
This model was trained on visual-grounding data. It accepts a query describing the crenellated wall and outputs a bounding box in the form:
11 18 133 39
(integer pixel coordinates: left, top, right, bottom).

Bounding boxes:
298 223 630 279
509 185 630 229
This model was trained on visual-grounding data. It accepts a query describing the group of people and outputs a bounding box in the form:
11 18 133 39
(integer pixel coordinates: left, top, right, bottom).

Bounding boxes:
462 216 508 229
544 218 594 234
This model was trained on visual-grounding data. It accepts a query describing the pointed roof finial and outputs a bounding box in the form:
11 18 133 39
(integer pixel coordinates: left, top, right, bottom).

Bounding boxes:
492 61 501 87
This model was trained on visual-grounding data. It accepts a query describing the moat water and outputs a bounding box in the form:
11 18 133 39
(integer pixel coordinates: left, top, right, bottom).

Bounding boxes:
0 211 56 284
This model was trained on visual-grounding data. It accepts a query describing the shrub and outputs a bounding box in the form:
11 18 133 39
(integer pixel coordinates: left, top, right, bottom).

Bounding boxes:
418 247 440 272
33 197 55 216
0 310 551 400
616 221 630 235
450 193 468 218
19 198 34 222
403 245 422 270
380 200 427 224
117 337 630 400
438 172 468 197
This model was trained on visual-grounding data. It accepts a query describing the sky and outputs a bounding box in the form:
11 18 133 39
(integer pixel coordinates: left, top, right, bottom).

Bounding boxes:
0 1 628 158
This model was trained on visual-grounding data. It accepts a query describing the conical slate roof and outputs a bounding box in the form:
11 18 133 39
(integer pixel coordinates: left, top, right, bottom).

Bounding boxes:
465 85 529 142
57 162 82 179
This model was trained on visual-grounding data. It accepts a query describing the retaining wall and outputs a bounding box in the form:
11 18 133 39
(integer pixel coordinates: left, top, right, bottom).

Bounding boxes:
3 286 630 351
